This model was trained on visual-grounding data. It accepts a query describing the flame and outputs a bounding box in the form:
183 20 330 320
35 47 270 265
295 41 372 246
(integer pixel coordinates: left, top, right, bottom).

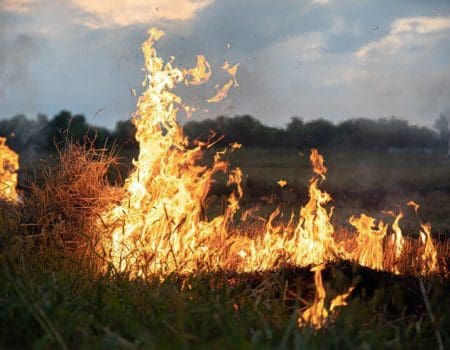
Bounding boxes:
407 200 420 215
349 214 387 270
207 79 234 103
101 27 241 276
277 180 287 188
99 27 443 329
298 264 353 329
230 142 242 150
0 137 19 201
310 148 327 179
419 223 438 275
391 211 405 274
222 61 239 86
183 55 211 86
207 61 239 103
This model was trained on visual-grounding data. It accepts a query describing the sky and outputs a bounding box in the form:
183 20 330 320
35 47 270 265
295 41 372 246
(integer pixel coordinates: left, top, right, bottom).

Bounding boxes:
1 0 450 128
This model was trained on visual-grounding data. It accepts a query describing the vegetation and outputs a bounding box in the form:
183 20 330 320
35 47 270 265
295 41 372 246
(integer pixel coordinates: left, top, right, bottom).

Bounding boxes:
0 112 449 348
1 111 449 154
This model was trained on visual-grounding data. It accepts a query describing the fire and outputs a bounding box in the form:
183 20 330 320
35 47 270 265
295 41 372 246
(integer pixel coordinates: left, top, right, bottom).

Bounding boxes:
207 61 239 103
183 54 211 86
99 27 442 329
419 223 438 275
391 211 405 274
277 179 287 188
298 264 353 329
349 214 387 270
101 27 239 276
207 80 234 103
0 137 19 201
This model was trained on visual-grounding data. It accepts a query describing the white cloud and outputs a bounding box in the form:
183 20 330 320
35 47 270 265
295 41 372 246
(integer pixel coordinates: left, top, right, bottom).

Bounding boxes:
71 0 213 28
356 16 450 59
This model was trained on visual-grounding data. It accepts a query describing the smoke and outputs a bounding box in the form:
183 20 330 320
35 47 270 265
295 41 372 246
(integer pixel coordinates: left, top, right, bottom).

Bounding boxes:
0 32 40 99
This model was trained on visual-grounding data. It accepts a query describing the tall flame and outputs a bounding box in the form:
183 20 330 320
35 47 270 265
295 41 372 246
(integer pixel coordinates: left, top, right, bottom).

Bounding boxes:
101 28 240 276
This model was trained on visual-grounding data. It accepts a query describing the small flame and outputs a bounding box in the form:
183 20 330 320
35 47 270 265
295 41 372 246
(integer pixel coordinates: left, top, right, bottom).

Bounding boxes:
207 79 234 103
230 142 242 150
207 61 239 103
277 180 287 188
310 148 327 179
183 55 211 86
419 223 438 275
391 211 405 274
349 214 387 271
298 264 353 329
407 200 420 215
0 137 19 201
222 61 239 86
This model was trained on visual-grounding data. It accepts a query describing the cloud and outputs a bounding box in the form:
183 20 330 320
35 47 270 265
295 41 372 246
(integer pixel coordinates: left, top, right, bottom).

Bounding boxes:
71 0 213 28
0 0 33 13
356 16 450 59
1 0 449 127
267 32 327 63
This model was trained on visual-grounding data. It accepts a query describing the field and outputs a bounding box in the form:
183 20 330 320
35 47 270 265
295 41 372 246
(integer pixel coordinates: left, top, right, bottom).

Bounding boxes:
1 147 449 349
223 148 450 236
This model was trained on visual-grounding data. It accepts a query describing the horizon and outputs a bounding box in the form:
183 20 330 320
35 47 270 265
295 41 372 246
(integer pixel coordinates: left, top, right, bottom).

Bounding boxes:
1 1 450 128
0 110 444 132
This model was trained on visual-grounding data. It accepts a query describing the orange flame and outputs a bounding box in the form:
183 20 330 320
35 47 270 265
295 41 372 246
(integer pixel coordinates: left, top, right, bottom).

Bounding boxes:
0 137 19 201
407 200 420 215
277 179 287 188
183 54 211 86
419 223 438 275
99 27 442 329
349 214 387 271
298 264 353 329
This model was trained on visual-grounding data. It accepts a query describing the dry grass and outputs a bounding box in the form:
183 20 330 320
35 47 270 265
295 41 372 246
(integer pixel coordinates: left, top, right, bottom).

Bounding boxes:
14 141 122 270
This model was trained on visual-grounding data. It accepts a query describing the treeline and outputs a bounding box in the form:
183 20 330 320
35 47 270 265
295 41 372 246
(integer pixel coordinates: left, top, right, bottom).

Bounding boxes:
0 110 448 154
0 111 136 153
185 115 448 151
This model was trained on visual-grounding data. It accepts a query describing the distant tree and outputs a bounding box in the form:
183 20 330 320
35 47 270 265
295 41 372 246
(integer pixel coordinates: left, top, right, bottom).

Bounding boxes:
303 119 335 148
285 117 305 148
38 110 112 151
0 112 443 154
112 120 137 149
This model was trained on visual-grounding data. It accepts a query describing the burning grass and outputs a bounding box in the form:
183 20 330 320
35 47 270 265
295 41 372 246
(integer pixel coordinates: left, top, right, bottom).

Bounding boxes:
0 27 449 348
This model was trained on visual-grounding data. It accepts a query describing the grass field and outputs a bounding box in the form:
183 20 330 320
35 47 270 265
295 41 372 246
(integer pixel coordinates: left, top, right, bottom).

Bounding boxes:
2 146 449 349
206 148 450 237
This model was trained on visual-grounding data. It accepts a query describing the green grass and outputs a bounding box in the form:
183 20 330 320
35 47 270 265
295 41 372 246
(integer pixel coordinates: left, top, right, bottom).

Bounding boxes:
1 251 449 349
